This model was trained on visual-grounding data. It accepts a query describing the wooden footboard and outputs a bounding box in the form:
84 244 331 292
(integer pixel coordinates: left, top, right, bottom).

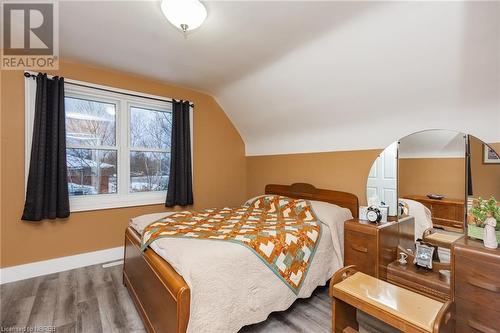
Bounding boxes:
122 183 359 333
123 227 190 333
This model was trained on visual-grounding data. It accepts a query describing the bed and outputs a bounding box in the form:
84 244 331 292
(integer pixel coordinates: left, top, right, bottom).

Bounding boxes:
123 183 358 333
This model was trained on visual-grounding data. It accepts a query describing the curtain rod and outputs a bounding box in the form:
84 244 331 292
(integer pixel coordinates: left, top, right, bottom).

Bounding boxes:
24 72 194 108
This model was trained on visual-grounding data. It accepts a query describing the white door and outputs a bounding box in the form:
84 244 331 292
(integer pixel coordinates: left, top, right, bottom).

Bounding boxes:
366 142 398 216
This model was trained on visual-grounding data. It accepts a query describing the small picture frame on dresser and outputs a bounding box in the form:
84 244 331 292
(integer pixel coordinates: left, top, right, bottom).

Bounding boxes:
483 144 500 164
414 242 434 269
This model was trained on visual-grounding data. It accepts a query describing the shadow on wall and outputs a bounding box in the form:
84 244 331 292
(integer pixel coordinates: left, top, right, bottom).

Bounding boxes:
469 136 500 200
460 1 500 111
218 1 500 156
213 1 385 91
399 158 466 200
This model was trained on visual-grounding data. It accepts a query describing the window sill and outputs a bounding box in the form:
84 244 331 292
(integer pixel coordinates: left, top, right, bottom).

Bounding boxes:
69 192 167 212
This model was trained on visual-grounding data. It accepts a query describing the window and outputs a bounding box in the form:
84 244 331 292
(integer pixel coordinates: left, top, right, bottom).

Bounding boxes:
25 77 192 212
66 97 118 196
129 106 171 193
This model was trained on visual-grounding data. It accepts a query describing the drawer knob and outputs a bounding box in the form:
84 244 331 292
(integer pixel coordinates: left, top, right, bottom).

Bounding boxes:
351 244 368 253
468 319 499 333
467 276 500 293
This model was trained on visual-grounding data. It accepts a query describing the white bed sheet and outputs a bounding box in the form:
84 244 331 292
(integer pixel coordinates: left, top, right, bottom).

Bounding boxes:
129 199 352 333
399 198 433 240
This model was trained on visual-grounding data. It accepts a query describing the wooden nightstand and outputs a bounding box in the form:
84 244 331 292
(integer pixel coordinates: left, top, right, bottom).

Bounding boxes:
344 218 400 280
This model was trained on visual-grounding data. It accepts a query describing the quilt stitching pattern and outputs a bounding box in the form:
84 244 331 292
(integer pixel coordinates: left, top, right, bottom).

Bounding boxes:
140 195 321 293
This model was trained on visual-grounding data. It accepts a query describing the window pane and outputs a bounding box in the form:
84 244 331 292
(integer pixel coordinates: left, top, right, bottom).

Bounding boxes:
130 151 170 192
65 97 116 146
67 148 117 196
130 107 171 150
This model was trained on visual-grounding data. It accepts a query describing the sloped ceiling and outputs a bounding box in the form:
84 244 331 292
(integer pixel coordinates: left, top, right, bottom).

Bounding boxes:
399 130 466 159
59 1 500 155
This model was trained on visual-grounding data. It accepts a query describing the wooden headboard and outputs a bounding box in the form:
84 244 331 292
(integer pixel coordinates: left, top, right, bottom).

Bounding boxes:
265 183 359 218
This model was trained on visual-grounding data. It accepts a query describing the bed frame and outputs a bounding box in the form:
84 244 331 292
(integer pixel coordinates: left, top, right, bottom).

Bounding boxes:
123 183 359 333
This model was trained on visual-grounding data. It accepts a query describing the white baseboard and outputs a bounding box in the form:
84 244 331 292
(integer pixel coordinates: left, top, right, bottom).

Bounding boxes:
0 246 124 284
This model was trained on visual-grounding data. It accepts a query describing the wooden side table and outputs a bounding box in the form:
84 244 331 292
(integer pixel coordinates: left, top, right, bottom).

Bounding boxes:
422 228 464 249
344 218 400 280
329 266 453 333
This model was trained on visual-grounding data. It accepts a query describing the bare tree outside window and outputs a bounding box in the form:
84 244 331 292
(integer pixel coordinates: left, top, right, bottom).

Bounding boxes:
130 107 172 192
66 97 115 146
65 97 117 195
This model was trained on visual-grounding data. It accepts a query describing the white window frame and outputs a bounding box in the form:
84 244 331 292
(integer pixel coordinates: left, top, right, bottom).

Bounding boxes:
25 75 193 212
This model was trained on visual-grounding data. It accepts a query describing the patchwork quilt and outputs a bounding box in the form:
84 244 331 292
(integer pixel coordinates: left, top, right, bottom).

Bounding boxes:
140 195 322 293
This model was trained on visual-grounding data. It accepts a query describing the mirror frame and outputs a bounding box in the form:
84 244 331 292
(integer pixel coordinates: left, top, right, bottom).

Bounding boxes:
365 129 500 235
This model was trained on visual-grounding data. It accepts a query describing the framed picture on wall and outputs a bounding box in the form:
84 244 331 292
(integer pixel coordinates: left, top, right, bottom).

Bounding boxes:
483 144 500 164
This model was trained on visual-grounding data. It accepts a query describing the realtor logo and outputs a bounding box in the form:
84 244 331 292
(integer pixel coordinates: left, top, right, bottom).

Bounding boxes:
1 1 59 70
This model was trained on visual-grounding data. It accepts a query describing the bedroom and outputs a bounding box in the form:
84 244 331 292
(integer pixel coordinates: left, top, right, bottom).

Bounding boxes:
0 1 499 333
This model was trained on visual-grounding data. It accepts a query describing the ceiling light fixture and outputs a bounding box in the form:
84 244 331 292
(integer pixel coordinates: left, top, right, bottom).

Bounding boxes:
161 0 207 33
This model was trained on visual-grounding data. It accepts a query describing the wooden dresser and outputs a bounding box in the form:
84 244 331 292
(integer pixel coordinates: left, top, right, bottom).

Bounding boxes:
387 261 451 302
452 238 500 333
344 218 400 280
403 195 465 232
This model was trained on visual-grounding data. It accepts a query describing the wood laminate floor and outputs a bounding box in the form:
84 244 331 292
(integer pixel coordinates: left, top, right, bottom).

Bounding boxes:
1 263 331 333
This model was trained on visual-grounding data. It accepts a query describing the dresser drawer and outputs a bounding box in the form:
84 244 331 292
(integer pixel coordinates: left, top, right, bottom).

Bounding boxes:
455 299 500 333
431 203 460 220
432 217 463 230
344 230 376 276
454 254 500 309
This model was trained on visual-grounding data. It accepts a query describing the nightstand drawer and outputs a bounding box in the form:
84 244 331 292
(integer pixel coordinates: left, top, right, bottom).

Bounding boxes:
345 230 376 276
431 203 461 220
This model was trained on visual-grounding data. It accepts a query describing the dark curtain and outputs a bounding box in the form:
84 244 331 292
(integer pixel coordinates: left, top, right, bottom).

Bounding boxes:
467 136 473 196
166 100 193 207
22 74 70 221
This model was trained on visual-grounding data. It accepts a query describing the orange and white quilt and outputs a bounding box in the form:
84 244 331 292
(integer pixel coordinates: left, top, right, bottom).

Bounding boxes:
140 195 321 293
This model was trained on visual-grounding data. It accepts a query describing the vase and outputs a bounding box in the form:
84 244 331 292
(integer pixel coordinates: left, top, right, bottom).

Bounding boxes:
483 217 498 249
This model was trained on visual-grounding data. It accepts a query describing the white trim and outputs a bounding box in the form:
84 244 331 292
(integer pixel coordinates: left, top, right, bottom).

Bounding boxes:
24 77 37 190
130 147 170 153
190 105 194 184
70 191 166 212
0 246 124 284
24 71 188 105
102 260 124 268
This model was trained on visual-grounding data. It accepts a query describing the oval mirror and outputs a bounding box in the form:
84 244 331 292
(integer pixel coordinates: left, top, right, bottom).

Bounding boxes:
365 129 500 244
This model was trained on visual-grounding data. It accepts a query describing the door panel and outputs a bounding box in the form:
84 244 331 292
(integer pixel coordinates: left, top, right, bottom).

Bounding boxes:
366 142 398 215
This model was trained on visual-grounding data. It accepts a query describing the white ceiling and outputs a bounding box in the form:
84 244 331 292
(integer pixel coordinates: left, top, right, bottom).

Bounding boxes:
60 1 500 155
60 1 351 91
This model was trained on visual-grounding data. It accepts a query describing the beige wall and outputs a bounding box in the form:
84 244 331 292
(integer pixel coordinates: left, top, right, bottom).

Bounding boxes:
399 158 466 200
1 60 499 270
0 60 246 268
394 140 500 201
246 150 382 206
470 138 500 199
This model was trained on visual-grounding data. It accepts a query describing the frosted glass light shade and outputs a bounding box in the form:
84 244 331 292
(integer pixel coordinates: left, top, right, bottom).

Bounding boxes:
161 0 207 32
